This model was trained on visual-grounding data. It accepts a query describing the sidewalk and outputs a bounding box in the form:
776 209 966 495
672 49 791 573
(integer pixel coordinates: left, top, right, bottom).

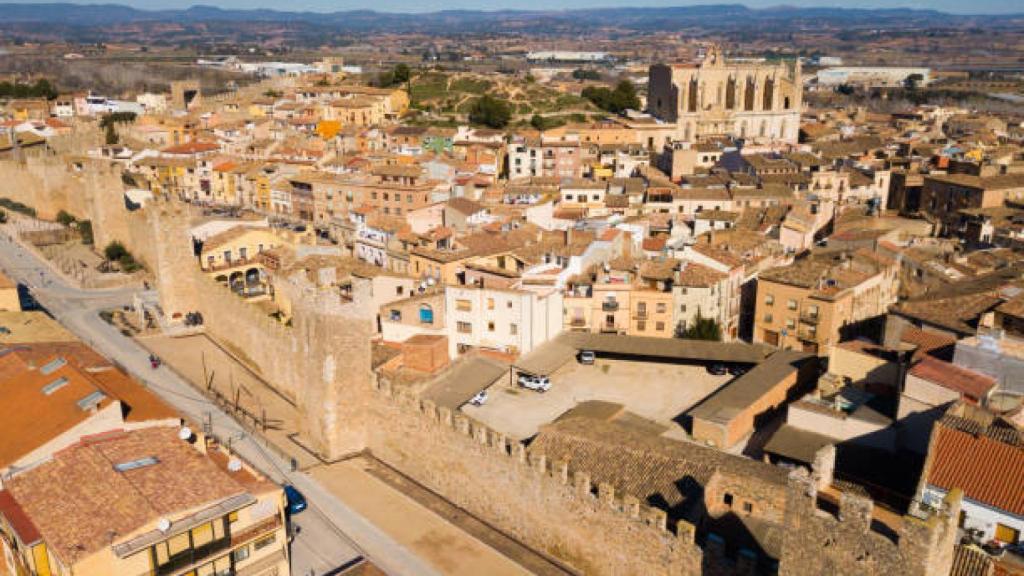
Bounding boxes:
311 457 534 576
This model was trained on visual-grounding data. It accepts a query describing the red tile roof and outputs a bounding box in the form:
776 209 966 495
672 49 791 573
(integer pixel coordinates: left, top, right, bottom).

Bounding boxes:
927 423 1024 516
909 357 995 402
642 237 666 251
900 326 957 361
161 141 220 155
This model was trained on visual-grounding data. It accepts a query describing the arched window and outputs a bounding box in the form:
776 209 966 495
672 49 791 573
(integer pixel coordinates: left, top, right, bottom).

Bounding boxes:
762 77 774 110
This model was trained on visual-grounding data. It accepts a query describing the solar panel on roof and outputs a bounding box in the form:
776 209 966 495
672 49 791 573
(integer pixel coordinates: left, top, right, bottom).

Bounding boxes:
113 456 160 472
76 391 106 411
39 357 67 375
41 377 69 395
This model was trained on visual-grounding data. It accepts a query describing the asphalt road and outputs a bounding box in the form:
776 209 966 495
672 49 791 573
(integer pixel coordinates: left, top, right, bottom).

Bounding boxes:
0 228 441 576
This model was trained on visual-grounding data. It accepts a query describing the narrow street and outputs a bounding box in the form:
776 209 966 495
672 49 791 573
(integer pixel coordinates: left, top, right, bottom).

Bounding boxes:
0 228 441 576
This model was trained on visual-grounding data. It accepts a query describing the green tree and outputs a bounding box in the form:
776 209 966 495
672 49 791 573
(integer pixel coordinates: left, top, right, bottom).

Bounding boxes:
675 311 722 341
582 80 640 114
611 80 640 112
56 210 76 226
55 206 75 224
468 95 512 129
530 114 565 131
99 111 136 129
104 240 128 263
393 63 411 84
104 123 118 145
572 69 601 81
77 220 94 245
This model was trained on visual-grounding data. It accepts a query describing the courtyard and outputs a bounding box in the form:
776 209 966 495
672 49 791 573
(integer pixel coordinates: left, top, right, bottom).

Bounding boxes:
461 357 733 441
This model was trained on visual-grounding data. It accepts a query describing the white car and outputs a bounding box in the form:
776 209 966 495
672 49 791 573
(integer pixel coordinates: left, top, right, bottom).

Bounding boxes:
469 390 488 406
517 374 551 392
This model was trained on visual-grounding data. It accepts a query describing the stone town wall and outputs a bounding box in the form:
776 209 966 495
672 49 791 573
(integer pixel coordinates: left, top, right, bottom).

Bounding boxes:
0 156 103 221
368 379 705 576
778 467 960 576
0 141 157 266
136 200 964 575
145 200 376 459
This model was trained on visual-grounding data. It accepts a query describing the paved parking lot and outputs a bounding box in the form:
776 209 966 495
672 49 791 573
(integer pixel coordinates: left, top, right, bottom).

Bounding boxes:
462 358 732 440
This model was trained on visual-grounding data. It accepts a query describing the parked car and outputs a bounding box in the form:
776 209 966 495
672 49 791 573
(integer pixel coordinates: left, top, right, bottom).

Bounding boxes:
469 390 488 406
517 374 552 392
706 363 728 376
728 364 749 376
283 484 307 515
579 350 596 365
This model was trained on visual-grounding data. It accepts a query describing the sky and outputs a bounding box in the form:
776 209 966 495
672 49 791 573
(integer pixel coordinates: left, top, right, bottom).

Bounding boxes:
7 0 1022 14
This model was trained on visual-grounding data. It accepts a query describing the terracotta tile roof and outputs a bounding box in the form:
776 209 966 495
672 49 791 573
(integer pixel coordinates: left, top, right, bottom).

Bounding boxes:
446 197 485 216
642 237 666 252
909 357 996 402
0 344 177 466
161 141 220 155
996 294 1024 319
900 327 957 361
894 293 1003 335
926 421 1024 516
676 261 726 287
6 427 252 565
0 351 116 467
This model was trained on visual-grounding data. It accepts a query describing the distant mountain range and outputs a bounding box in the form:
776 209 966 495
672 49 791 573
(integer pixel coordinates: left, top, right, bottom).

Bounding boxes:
2 2 1022 32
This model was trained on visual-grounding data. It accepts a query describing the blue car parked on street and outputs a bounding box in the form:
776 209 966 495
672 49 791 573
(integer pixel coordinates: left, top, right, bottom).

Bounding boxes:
283 484 307 515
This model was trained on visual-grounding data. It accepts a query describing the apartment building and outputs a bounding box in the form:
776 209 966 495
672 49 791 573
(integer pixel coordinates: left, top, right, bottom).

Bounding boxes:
563 260 676 339
508 135 583 179
754 250 899 355
921 174 1024 234
672 260 729 337
445 285 563 358
0 426 289 576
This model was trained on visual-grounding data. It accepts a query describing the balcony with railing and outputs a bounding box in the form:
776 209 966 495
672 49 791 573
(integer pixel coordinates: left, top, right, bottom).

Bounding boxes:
231 515 282 548
798 328 819 342
799 310 821 324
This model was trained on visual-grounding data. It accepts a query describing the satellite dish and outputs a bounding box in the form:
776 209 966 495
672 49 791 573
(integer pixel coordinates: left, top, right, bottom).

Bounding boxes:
227 458 242 473
178 426 193 441
157 518 171 532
